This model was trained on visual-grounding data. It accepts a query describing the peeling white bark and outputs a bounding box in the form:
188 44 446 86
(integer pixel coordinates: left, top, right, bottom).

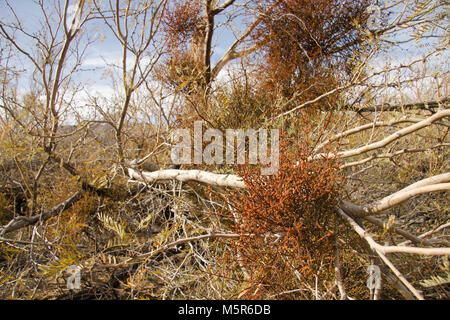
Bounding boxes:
128 168 246 188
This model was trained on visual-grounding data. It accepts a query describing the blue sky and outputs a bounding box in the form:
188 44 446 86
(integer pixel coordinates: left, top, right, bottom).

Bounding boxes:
1 0 447 106
0 0 245 97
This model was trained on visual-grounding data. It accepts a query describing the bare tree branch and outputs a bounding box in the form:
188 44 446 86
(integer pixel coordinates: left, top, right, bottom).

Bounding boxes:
337 209 424 300
315 118 449 153
364 216 444 246
0 191 83 236
341 143 449 169
128 168 246 188
211 1 279 79
340 181 449 218
355 97 449 113
313 109 450 160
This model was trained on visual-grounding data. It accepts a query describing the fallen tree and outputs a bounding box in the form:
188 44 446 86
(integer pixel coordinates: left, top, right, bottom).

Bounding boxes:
122 109 449 300
0 0 448 301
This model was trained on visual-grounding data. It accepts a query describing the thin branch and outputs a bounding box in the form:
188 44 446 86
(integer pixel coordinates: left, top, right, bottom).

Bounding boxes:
0 191 83 236
211 1 279 79
355 97 449 113
313 109 450 160
337 209 424 300
128 168 246 189
398 222 450 246
135 232 240 260
340 182 449 217
98 232 241 268
334 252 348 300
364 216 439 246
211 0 236 15
341 143 449 169
315 117 449 153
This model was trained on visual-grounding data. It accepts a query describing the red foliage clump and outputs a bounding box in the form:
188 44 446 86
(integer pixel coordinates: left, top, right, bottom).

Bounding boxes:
226 139 344 299
253 0 370 106
162 0 202 50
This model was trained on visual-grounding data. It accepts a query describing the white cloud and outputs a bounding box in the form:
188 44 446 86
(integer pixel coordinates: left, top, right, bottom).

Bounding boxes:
82 52 122 68
82 52 154 70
